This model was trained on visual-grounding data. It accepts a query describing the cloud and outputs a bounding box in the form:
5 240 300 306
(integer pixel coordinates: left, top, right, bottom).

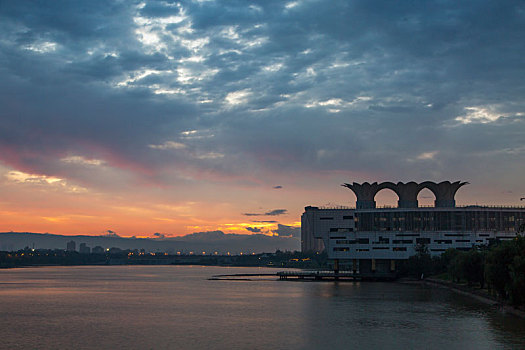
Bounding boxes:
453 106 521 125
273 185 283 189
225 89 252 106
153 232 166 238
265 209 288 216
4 170 88 193
101 230 120 238
0 0 524 235
148 141 187 150
416 151 438 161
245 227 262 233
271 224 300 237
243 209 288 217
61 156 105 166
6 171 63 185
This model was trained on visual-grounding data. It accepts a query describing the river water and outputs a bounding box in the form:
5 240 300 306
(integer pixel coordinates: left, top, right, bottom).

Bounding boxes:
1 265 524 349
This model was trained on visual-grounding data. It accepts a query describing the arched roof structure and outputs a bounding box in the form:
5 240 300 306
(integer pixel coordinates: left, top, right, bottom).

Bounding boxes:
341 181 468 209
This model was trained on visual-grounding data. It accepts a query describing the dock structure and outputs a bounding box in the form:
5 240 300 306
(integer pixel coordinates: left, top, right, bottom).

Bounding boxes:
277 270 360 281
208 271 397 282
277 270 398 281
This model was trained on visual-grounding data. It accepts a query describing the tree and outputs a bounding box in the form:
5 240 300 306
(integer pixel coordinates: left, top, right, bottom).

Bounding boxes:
462 249 485 288
485 236 525 302
407 243 432 278
509 254 525 305
449 252 465 283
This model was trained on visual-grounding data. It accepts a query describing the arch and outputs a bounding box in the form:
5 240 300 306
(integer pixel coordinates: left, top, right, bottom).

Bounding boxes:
417 181 440 199
394 181 420 208
417 181 468 207
373 186 400 208
342 182 382 209
417 187 436 206
376 181 400 195
342 180 468 209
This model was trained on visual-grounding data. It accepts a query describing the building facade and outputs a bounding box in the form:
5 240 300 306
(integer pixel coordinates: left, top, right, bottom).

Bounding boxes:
301 181 525 274
66 240 76 252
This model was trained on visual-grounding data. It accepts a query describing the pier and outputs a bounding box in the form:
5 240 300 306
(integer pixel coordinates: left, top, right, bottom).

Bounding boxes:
277 270 361 281
210 270 397 281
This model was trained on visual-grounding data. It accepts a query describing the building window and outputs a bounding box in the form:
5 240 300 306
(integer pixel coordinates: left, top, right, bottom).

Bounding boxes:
336 240 356 244
393 247 407 252
343 216 353 220
356 249 369 252
357 238 369 244
320 217 334 220
372 237 390 244
333 247 349 252
393 239 413 244
416 238 431 244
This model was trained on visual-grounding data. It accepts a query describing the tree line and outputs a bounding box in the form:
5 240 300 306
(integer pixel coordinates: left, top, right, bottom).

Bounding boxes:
403 235 525 306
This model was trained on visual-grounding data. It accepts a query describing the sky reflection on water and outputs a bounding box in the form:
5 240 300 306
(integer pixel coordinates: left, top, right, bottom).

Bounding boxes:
1 265 524 350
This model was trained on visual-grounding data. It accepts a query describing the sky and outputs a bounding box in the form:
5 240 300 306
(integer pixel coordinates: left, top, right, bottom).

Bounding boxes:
0 0 524 238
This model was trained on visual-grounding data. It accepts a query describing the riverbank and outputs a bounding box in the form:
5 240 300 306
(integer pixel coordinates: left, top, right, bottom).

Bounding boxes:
420 277 525 319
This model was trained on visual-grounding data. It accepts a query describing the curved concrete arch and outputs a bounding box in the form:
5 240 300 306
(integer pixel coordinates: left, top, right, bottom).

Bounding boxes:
376 181 400 194
394 181 420 208
341 182 382 209
415 185 438 205
435 181 468 207
342 180 468 208
373 182 402 207
418 181 440 198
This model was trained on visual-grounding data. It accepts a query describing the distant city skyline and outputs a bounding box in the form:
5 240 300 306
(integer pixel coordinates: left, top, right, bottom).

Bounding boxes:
0 1 524 237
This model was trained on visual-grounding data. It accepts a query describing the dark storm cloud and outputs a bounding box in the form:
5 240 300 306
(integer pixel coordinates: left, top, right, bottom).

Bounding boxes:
273 186 282 189
0 0 524 189
271 224 300 238
245 227 262 233
243 209 288 217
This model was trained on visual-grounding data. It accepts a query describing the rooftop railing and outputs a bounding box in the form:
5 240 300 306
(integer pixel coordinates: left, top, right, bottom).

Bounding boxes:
317 204 525 210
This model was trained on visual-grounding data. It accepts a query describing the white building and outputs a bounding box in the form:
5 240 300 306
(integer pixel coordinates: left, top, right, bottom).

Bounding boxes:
301 181 525 275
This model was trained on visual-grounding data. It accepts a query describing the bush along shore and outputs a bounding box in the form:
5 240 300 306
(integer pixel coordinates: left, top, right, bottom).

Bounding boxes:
399 235 525 316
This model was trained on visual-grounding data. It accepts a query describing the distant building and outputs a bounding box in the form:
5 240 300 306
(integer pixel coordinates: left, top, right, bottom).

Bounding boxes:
302 181 525 274
92 246 104 254
66 240 76 252
108 247 122 254
79 243 91 254
301 207 326 253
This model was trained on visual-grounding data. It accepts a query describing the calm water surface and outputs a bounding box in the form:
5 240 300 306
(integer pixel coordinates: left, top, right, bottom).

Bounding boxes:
1 265 524 349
